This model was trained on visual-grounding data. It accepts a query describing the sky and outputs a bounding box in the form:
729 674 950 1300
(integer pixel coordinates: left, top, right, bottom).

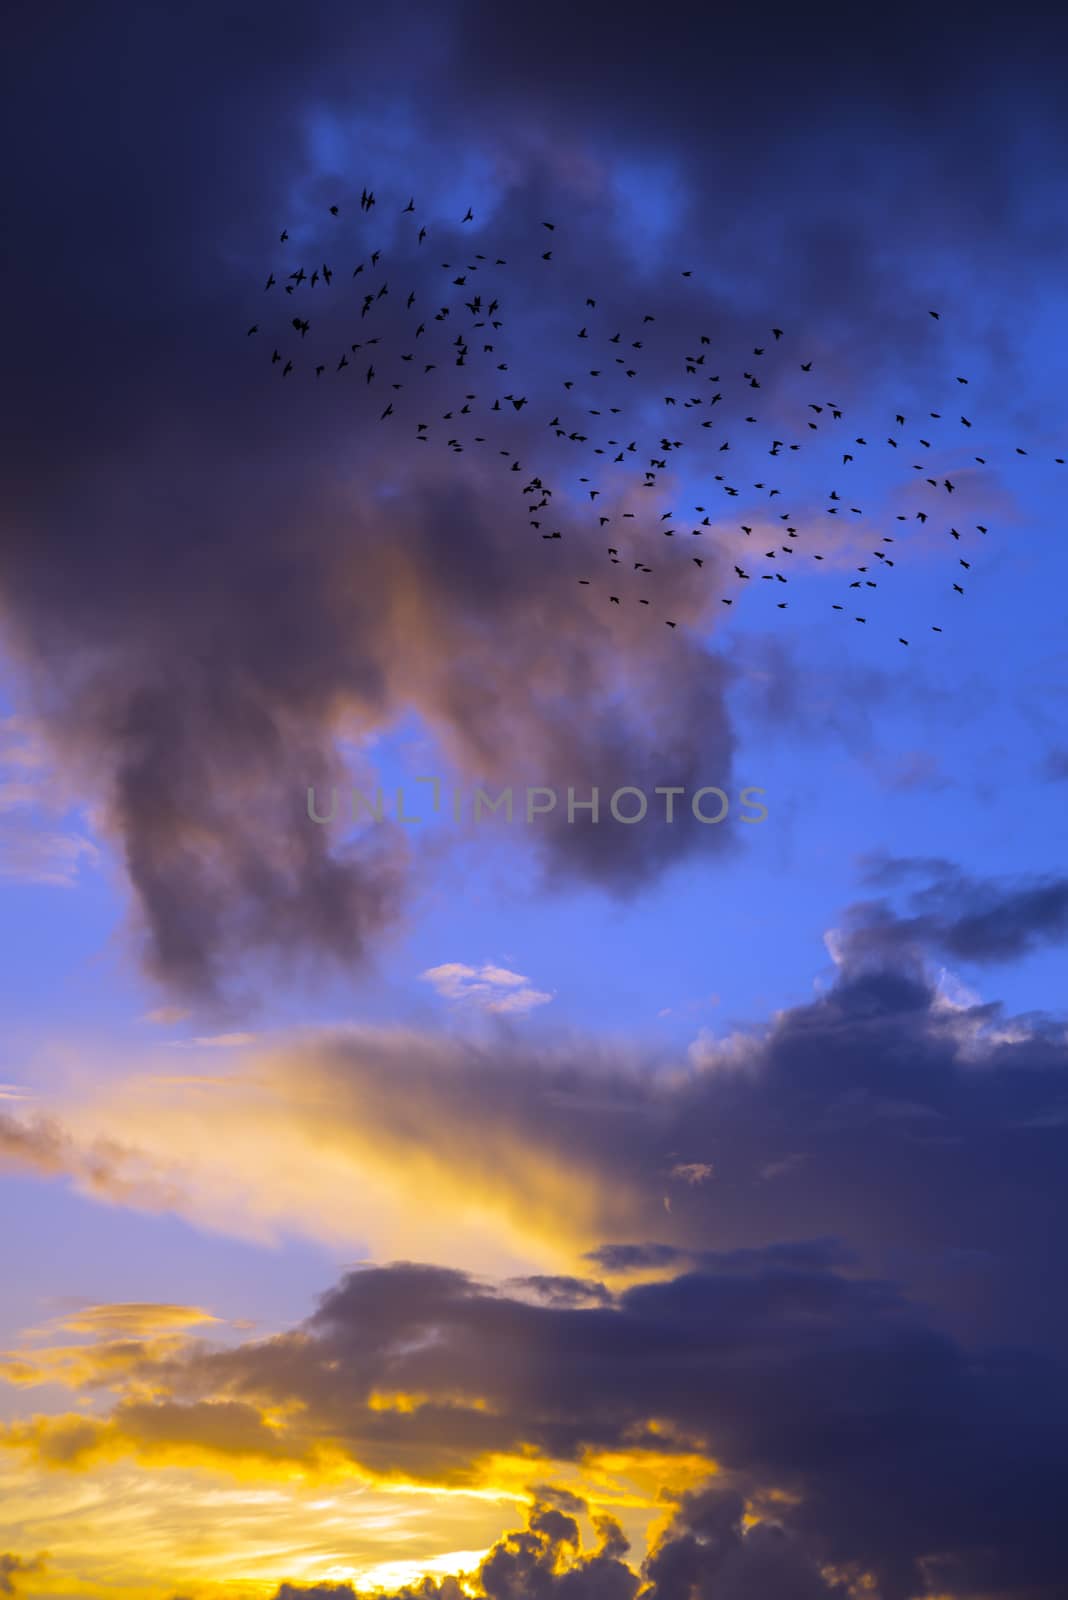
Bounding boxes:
3 2 1068 1596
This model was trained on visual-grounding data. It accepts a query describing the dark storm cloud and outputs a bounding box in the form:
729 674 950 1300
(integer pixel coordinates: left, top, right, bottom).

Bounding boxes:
585 1239 857 1277
273 1489 848 1600
275 1496 639 1600
217 931 1068 1352
842 856 1068 966
5 1 1068 1003
7 921 1068 1351
70 1242 1068 1599
505 1276 615 1308
9 935 1068 1594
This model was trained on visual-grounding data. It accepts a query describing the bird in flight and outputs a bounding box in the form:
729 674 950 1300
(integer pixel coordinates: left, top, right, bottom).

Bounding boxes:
248 192 1032 648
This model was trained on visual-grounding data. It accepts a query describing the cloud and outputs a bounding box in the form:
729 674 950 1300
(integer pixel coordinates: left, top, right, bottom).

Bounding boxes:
4 906 1068 1594
838 856 1068 968
11 893 1068 1340
0 1109 182 1213
174 1033 258 1049
421 964 553 1015
8 1246 1067 1599
12 3 1068 1002
54 1302 221 1339
0 818 99 887
0 714 99 885
270 1489 851 1600
0 1554 46 1598
0 1307 222 1392
142 1006 191 1026
667 1163 713 1185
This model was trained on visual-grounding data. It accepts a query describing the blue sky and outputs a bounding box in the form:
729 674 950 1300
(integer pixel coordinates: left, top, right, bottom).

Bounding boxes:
4 4 1068 1597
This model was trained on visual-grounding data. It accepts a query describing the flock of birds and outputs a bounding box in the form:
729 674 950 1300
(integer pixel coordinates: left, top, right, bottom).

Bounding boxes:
247 190 1064 644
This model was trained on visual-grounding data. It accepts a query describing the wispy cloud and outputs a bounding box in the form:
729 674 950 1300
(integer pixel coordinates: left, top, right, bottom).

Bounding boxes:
165 1033 258 1050
0 821 99 887
421 963 553 1016
0 716 99 886
668 1162 714 1185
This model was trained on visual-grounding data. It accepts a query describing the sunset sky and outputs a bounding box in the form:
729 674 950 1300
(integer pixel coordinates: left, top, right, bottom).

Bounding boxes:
3 4 1068 1598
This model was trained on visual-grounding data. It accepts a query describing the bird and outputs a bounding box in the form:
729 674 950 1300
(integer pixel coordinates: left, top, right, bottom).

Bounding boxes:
279 229 288 242
247 206 1005 653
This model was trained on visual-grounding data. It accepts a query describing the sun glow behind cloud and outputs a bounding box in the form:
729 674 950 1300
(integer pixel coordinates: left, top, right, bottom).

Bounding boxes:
0 1427 713 1600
